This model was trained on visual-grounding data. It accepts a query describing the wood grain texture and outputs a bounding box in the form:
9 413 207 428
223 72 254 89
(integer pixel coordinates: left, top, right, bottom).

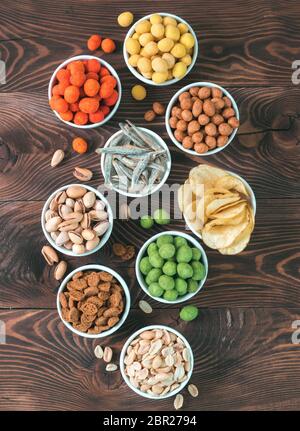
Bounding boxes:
0 308 300 411
0 0 300 412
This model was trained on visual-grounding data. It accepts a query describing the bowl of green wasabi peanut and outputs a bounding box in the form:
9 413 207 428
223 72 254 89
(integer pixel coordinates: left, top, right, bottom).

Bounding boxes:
136 231 208 304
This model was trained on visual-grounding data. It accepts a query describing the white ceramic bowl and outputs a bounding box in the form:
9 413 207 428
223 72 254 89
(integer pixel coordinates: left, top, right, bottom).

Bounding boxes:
123 13 198 86
184 171 256 239
57 264 130 339
48 55 122 128
41 184 113 257
136 230 208 304
166 82 240 155
100 127 172 198
120 325 194 399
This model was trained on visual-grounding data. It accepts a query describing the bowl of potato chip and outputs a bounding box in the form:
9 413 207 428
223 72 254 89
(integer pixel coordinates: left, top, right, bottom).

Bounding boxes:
178 164 256 255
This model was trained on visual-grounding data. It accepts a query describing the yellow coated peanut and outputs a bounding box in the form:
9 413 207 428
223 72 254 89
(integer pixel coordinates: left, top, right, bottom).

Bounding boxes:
165 25 180 41
117 11 134 27
180 33 195 49
150 14 162 24
152 71 168 84
135 20 151 34
157 37 174 53
172 61 187 79
131 85 147 100
171 43 187 58
126 38 141 55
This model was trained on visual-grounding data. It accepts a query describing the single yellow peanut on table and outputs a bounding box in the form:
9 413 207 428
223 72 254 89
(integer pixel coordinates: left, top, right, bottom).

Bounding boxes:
131 84 147 100
118 11 134 27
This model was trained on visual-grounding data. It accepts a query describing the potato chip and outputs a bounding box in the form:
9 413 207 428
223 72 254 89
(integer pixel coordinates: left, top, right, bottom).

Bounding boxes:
215 175 248 196
219 213 254 255
180 163 255 254
202 212 250 249
205 196 241 217
211 201 247 220
189 165 225 196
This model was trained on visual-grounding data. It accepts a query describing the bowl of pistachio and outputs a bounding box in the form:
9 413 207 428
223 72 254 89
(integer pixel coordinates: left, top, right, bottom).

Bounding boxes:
41 184 113 257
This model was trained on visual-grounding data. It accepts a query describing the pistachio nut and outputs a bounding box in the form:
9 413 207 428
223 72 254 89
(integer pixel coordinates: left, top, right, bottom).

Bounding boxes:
93 200 105 211
89 209 108 221
82 228 95 241
65 198 75 208
58 220 79 232
63 211 83 223
86 236 100 251
80 213 91 229
41 245 59 266
64 240 73 250
72 244 86 254
49 197 59 211
66 186 86 199
73 167 93 182
93 220 109 236
50 231 59 241
55 231 69 247
68 231 84 245
45 216 62 233
74 198 85 213
54 191 67 205
74 226 83 234
51 149 65 168
45 209 58 222
54 260 67 281
83 191 96 209
58 204 72 219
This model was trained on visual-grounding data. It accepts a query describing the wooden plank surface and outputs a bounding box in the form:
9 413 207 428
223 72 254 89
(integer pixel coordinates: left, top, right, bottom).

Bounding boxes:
1 308 300 411
0 0 300 411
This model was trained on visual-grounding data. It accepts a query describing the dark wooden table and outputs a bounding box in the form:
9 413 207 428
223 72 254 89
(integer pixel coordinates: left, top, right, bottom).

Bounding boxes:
1 0 300 411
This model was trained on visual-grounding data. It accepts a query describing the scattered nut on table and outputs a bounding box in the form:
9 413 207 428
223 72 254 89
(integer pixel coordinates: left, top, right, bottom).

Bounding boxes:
51 149 65 167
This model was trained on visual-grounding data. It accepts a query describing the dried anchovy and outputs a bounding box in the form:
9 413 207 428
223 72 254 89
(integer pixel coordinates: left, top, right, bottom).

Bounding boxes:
97 121 169 194
126 120 161 151
97 146 150 156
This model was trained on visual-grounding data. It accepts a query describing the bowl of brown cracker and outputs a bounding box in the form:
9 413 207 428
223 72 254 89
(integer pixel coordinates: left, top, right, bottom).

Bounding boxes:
57 264 130 338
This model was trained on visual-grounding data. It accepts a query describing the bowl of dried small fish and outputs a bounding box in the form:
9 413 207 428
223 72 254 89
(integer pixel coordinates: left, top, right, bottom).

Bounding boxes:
97 121 171 197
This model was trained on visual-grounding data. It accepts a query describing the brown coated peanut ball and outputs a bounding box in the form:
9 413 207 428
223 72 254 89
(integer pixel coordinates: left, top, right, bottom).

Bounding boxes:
152 102 165 115
198 114 210 126
179 91 190 102
182 136 194 149
212 114 224 126
176 119 188 132
189 86 200 97
181 110 193 122
180 97 193 110
187 120 200 135
212 87 223 98
192 131 204 144
205 123 217 137
144 110 156 122
219 123 233 136
217 135 229 147
174 129 186 142
203 99 216 117
223 96 232 108
192 99 202 117
171 106 182 119
169 116 178 128
198 87 211 99
194 143 208 154
222 107 235 119
205 136 217 149
228 116 240 128
211 97 225 111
